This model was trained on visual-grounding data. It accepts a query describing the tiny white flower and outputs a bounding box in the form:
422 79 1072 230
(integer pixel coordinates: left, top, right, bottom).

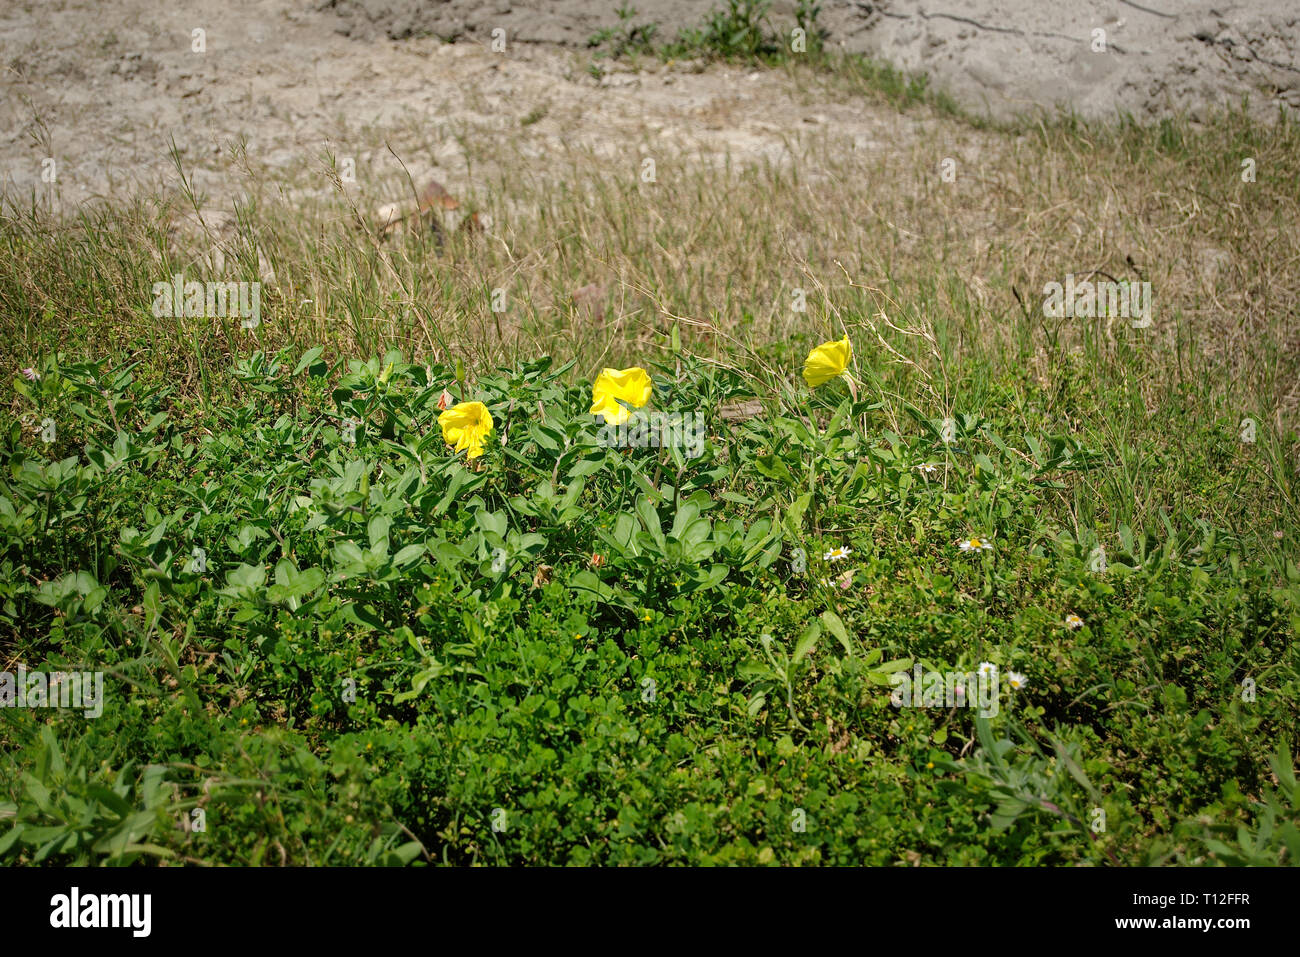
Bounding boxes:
1006 671 1028 691
957 537 994 552
1064 613 1084 629
978 662 998 679
823 546 852 563
917 463 938 475
818 570 855 588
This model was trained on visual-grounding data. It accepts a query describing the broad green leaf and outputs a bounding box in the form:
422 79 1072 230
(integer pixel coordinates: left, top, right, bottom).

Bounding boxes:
392 543 425 567
793 622 821 664
293 346 325 376
819 610 854 656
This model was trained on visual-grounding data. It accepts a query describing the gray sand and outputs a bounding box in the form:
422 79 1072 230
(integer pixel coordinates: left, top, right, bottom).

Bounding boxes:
322 0 1300 121
1 0 1294 209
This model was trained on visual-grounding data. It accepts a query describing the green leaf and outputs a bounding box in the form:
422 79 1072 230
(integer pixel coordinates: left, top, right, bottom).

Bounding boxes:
1268 741 1296 793
367 515 391 551
793 622 821 664
476 509 508 539
21 773 52 813
0 824 24 857
392 544 425 567
669 501 701 539
783 492 811 538
819 610 854 656
567 457 606 478
689 563 729 591
393 660 448 703
989 799 1026 833
1277 822 1300 864
384 840 425 866
570 570 613 603
754 455 796 486
293 346 325 376
224 563 267 591
636 495 665 551
86 785 134 818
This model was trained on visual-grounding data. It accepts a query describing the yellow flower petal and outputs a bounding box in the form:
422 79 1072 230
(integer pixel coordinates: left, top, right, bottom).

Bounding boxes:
802 336 853 388
590 367 653 423
438 401 494 459
590 394 630 425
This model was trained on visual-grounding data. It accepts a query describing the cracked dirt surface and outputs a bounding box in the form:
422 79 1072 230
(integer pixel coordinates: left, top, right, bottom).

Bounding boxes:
862 0 1300 121
0 0 936 213
1 0 1295 216
325 0 1300 121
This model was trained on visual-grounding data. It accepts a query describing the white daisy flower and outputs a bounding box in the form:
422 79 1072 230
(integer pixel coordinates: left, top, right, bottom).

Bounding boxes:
957 537 994 552
917 463 938 475
977 662 998 679
823 546 852 563
1006 671 1028 691
1064 613 1084 629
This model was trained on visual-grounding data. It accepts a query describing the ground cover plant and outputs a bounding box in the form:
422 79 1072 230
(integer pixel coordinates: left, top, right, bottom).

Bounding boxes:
2 17 1299 865
2 331 1296 864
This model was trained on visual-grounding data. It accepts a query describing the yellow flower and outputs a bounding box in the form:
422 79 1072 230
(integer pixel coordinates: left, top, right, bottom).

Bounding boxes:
438 400 494 459
590 367 653 424
802 336 853 388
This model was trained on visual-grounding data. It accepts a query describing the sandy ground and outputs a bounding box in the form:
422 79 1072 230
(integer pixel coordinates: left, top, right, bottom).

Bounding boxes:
324 0 1300 120
0 0 1295 214
0 0 926 212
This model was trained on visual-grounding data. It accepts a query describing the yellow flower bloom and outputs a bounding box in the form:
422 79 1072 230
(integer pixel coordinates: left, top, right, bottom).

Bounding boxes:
438 401 494 459
590 367 653 424
802 336 853 388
